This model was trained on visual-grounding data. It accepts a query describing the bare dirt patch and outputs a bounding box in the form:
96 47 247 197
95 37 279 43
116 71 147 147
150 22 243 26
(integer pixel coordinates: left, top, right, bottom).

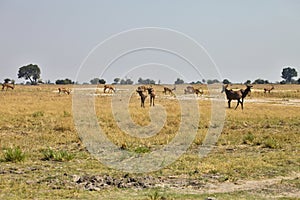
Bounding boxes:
72 172 300 198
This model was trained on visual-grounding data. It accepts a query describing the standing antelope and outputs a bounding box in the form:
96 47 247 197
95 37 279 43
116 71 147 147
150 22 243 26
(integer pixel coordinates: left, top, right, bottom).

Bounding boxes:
163 85 176 95
184 86 195 94
58 87 71 95
194 88 203 96
136 89 147 108
103 85 115 93
221 85 252 110
264 85 274 93
146 87 155 107
2 83 15 91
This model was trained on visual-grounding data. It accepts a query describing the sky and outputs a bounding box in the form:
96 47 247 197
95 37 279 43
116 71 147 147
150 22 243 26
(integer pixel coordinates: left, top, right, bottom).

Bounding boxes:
0 0 299 84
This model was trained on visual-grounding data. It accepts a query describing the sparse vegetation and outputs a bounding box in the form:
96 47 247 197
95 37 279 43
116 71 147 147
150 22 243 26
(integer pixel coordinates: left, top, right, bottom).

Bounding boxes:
1 147 25 162
41 148 74 162
0 84 299 199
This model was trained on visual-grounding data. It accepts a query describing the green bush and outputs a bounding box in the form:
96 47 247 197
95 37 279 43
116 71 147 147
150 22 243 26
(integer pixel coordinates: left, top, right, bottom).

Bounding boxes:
2 147 25 162
134 146 151 154
263 137 280 149
32 111 44 117
41 148 74 162
242 133 255 144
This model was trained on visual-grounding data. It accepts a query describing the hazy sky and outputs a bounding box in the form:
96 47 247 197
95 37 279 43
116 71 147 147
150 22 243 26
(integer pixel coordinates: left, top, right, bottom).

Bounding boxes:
0 0 299 84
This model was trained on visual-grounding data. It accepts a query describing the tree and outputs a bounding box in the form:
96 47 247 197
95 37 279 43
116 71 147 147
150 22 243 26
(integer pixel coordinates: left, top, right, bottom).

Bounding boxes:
113 78 120 84
4 78 11 83
90 78 100 84
252 78 265 84
55 78 74 85
281 67 298 83
120 78 133 85
222 79 231 84
18 64 41 85
99 79 106 84
190 80 202 84
206 79 220 84
137 77 155 85
174 78 184 84
297 78 300 84
244 80 251 85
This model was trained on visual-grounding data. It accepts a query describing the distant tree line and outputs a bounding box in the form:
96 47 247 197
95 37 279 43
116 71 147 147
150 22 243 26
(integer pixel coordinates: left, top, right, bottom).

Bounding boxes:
55 78 74 85
3 65 300 85
137 77 155 85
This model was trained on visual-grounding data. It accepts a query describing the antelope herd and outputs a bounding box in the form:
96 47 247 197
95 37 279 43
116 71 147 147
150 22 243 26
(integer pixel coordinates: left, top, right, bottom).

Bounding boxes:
1 81 280 110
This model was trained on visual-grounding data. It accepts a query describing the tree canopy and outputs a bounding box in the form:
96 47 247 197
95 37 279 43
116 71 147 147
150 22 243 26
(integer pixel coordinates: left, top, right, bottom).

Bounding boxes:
138 77 155 85
18 64 41 85
113 78 120 84
174 78 184 84
252 78 269 84
90 78 100 84
99 79 106 84
206 79 220 84
222 79 231 84
55 78 74 85
120 78 133 85
281 67 297 83
4 78 11 83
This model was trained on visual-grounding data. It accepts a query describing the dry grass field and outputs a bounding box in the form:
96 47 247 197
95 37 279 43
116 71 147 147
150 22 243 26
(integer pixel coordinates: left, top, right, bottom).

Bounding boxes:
0 84 299 199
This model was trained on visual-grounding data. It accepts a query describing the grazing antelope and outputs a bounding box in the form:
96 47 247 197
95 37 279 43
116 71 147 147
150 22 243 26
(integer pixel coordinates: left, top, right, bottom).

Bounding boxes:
264 85 274 93
221 84 252 110
58 87 71 95
103 85 115 93
194 88 203 96
136 89 147 108
163 85 176 95
2 83 15 91
184 86 195 94
146 87 155 107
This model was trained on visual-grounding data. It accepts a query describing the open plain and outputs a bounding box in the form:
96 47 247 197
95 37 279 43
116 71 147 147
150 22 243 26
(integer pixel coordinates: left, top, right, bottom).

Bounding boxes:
0 84 299 200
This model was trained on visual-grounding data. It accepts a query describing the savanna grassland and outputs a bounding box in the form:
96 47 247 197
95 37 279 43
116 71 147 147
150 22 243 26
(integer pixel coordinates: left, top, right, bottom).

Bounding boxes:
0 84 299 200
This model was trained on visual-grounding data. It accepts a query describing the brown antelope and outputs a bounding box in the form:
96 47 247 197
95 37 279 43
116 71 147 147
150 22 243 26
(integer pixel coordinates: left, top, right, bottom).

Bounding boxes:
264 85 274 93
103 84 115 93
221 84 252 110
137 85 148 92
184 86 195 94
58 87 71 95
136 89 147 108
1 83 15 91
146 87 155 106
194 88 203 96
163 85 176 95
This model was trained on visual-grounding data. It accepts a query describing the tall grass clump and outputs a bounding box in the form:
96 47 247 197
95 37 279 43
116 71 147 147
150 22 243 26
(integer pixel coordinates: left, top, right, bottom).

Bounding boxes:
263 137 280 149
242 132 255 145
2 147 26 162
41 148 74 162
32 111 44 117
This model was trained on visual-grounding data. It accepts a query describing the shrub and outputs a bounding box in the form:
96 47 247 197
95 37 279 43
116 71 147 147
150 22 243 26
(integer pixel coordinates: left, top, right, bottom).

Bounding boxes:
242 133 255 144
41 148 74 162
263 137 280 149
134 146 150 154
2 147 25 162
32 111 44 117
